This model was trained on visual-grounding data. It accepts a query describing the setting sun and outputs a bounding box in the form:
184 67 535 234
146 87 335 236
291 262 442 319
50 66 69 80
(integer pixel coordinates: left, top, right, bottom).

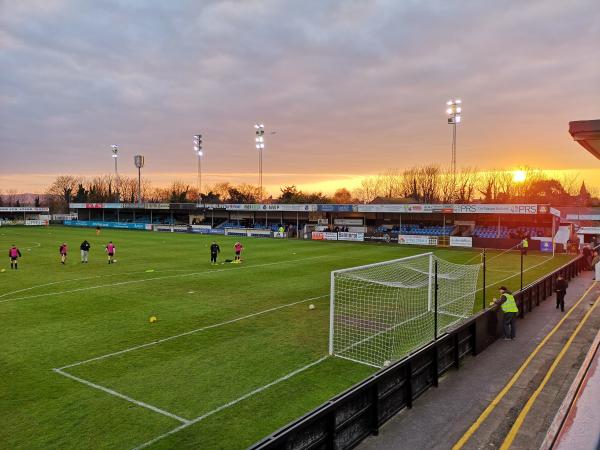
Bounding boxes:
512 170 527 183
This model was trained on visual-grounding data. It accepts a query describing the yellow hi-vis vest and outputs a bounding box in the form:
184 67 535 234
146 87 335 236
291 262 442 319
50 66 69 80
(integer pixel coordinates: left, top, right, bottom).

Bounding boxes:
501 293 519 313
522 239 529 248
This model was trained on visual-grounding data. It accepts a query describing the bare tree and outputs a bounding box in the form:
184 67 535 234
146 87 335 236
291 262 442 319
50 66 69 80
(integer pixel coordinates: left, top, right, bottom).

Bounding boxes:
439 170 457 203
477 170 502 203
378 169 403 199
398 167 419 201
558 172 581 196
45 176 80 212
332 188 354 204
455 167 479 203
5 189 18 206
416 165 440 203
354 176 383 203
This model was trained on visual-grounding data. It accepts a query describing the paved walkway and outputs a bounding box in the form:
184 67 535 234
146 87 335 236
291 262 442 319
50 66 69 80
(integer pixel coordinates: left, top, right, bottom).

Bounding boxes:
359 271 600 450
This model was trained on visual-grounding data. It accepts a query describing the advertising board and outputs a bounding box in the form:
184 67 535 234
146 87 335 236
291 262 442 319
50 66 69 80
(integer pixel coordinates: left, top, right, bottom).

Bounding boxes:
64 220 149 230
312 231 339 241
25 220 48 226
398 235 438 246
449 236 473 247
337 232 365 242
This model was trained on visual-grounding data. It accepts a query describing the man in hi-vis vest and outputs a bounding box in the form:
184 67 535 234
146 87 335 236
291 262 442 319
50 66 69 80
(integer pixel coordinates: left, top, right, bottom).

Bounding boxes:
521 237 529 256
491 286 519 340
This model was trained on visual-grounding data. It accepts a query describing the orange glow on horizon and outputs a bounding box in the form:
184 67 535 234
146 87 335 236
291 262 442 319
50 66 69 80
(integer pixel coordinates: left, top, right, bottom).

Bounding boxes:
512 170 527 183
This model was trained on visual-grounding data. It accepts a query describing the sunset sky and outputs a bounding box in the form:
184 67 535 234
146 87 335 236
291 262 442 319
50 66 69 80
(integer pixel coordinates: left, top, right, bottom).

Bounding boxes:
1 1 599 195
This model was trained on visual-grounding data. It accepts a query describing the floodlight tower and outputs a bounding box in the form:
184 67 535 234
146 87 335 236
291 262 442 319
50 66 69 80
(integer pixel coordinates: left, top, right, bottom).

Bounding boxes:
255 123 265 201
110 144 120 202
193 134 203 203
446 99 462 175
133 155 144 206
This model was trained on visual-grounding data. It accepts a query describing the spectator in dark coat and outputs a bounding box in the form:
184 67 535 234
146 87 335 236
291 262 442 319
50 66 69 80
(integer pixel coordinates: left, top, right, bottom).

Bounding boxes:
555 275 568 312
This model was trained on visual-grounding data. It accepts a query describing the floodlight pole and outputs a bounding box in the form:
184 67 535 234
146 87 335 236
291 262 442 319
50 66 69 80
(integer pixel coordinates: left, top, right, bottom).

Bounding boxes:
446 99 462 176
111 145 120 203
193 134 203 204
134 155 144 206
255 124 265 201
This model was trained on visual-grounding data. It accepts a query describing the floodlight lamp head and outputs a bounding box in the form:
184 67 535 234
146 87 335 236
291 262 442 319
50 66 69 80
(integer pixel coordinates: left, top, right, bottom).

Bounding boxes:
134 155 144 169
110 144 119 156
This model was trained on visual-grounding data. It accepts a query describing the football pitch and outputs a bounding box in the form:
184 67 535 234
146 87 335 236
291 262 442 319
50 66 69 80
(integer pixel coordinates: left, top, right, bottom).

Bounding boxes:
0 226 572 449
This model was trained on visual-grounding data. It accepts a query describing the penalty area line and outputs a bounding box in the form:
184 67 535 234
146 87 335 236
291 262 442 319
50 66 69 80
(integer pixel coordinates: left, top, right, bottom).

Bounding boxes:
53 368 190 424
58 293 329 370
132 356 329 450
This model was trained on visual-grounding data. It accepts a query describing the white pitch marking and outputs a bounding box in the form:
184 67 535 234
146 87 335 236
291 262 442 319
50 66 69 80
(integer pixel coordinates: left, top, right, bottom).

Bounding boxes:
0 255 330 304
53 368 190 424
132 356 329 450
0 270 158 299
58 293 328 370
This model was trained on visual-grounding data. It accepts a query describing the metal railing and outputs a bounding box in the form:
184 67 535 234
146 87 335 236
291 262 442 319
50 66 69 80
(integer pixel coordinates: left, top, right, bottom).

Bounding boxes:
250 255 585 450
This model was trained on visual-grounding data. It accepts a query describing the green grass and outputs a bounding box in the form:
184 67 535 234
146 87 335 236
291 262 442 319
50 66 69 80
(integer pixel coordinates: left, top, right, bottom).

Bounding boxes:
0 226 572 449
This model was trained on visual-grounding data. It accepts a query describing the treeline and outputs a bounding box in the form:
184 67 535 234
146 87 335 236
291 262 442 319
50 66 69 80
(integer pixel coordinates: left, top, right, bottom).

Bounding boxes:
6 166 597 213
353 166 597 205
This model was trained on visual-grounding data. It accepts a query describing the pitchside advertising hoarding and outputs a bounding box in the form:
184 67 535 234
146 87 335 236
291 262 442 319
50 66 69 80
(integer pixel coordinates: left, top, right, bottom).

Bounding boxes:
311 231 339 241
64 220 151 230
397 235 439 246
338 232 365 241
25 219 49 226
312 231 364 241
449 236 473 247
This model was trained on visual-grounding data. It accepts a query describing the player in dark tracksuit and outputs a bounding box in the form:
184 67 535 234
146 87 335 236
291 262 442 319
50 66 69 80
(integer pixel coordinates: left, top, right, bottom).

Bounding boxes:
210 242 220 265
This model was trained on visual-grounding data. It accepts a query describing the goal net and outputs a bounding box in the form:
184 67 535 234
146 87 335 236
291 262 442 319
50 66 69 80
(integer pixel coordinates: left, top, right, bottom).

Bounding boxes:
329 252 481 368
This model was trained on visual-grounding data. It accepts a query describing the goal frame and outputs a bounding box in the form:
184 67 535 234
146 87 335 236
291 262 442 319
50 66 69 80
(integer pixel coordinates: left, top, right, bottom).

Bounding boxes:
328 252 434 355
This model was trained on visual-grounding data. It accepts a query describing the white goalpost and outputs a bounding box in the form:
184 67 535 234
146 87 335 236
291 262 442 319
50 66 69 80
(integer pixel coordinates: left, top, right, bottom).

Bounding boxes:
329 252 481 368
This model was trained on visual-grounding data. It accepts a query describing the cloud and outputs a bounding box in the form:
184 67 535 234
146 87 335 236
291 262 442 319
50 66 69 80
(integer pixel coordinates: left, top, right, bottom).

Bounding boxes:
1 0 599 192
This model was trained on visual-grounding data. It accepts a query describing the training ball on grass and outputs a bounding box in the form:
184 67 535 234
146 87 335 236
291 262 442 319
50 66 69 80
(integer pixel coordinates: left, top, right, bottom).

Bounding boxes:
113 259 117 263
383 360 391 367
0 268 5 273
149 316 157 323
309 304 315 310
